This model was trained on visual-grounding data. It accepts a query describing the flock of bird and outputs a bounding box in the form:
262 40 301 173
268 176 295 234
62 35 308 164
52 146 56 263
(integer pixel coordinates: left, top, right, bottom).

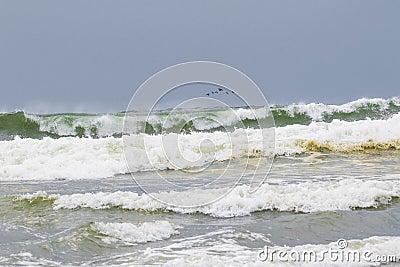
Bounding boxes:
205 88 235 96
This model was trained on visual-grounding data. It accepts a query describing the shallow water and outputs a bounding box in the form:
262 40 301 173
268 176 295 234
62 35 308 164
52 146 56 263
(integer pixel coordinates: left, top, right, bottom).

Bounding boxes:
1 152 400 266
1 99 400 266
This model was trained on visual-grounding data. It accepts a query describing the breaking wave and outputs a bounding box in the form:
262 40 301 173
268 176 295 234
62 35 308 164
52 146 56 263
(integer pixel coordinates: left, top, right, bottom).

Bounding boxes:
1 112 400 180
90 221 179 245
15 179 400 217
1 97 399 139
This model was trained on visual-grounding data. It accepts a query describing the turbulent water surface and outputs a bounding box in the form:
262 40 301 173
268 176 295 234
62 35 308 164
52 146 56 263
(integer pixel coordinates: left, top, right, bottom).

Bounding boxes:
1 98 400 266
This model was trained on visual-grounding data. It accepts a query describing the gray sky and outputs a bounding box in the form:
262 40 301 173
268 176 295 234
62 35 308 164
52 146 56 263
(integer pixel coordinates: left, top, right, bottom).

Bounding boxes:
1 0 399 113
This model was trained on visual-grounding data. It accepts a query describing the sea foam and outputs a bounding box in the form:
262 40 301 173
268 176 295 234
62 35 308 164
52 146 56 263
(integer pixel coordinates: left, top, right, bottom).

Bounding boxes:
1 113 400 180
280 97 400 121
156 235 400 267
16 179 400 217
91 221 179 244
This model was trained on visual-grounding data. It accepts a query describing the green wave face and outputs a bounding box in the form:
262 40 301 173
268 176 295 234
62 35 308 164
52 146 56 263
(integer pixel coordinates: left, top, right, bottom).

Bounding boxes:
319 101 400 122
0 98 399 140
272 97 400 127
0 112 54 140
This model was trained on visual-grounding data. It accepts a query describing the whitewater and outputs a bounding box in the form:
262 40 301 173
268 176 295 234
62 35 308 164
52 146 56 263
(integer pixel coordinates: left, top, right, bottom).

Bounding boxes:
1 98 400 266
1 111 399 180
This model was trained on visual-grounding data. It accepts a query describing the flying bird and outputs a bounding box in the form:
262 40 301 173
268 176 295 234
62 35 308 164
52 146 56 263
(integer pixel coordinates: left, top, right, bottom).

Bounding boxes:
206 87 234 96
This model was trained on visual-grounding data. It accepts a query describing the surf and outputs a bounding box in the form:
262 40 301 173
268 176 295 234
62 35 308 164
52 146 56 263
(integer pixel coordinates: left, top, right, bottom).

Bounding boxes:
1 97 399 140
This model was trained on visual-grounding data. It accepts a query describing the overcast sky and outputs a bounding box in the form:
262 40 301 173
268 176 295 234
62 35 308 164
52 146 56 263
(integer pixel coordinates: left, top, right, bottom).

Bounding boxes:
1 1 399 113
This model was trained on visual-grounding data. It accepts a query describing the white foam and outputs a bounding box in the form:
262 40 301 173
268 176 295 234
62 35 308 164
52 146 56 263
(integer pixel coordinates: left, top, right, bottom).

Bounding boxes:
0 252 62 266
0 127 271 180
275 112 400 155
18 179 400 217
281 113 400 142
1 112 400 180
91 221 179 244
0 136 125 180
155 235 400 267
282 97 400 121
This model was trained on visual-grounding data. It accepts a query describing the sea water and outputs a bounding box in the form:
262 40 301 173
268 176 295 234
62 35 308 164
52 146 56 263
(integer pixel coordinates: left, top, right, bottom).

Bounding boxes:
1 98 400 266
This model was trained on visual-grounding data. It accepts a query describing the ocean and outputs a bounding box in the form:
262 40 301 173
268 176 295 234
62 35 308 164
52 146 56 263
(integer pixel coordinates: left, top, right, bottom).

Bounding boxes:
1 97 400 266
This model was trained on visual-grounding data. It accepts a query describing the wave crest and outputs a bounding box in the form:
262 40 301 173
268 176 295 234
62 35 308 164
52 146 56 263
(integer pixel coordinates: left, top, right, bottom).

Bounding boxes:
1 97 399 139
1 112 400 180
15 179 400 217
91 221 179 245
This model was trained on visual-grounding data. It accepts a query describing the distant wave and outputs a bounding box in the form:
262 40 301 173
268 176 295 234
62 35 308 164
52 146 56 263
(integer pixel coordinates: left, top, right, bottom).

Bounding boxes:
274 97 400 125
14 179 400 217
0 97 399 140
1 113 400 180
